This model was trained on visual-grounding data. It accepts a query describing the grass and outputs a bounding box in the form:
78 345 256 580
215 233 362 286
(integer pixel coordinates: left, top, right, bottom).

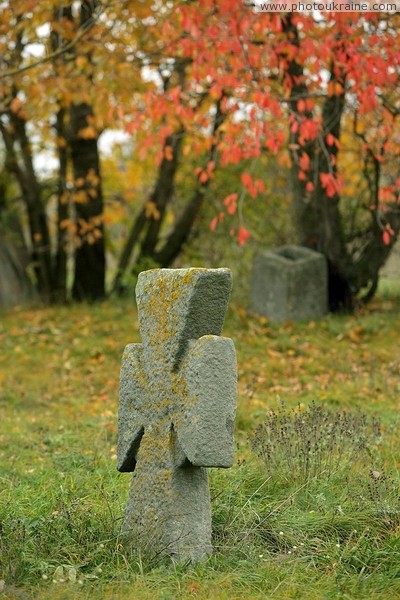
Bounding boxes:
0 282 400 599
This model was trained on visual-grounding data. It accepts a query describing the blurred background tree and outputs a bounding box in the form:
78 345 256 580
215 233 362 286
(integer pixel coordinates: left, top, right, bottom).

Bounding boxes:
0 3 399 309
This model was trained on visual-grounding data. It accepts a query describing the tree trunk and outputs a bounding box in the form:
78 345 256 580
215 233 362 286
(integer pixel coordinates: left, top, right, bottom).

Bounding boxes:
0 169 37 308
154 187 206 267
283 15 352 310
69 101 105 301
139 130 184 258
52 1 105 301
144 99 225 270
53 107 69 302
304 84 354 311
0 113 53 301
112 208 147 294
111 131 185 294
51 5 74 302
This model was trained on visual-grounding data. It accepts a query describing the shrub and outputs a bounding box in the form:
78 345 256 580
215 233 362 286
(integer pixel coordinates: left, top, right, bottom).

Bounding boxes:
251 401 381 483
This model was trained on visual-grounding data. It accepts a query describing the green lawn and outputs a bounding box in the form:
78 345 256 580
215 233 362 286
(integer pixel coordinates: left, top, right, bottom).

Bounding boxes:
0 288 399 599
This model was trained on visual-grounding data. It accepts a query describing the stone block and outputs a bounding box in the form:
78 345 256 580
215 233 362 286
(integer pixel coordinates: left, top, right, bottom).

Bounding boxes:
250 245 328 322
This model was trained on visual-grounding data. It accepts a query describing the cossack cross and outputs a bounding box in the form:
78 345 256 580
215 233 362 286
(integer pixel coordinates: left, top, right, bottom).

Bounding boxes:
117 268 237 561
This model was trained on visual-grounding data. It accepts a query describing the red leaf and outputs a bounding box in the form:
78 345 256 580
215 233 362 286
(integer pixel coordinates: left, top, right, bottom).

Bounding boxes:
297 99 306 113
241 172 257 198
383 230 391 246
299 152 310 171
223 192 238 215
223 192 238 206
379 187 394 202
326 133 335 147
210 217 218 231
241 172 252 187
320 172 339 198
306 181 314 193
272 15 282 33
266 136 278 152
256 179 265 192
237 227 251 246
300 119 319 141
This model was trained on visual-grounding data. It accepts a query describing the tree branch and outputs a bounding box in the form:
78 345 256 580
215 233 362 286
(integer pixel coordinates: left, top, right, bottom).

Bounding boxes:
0 1 104 81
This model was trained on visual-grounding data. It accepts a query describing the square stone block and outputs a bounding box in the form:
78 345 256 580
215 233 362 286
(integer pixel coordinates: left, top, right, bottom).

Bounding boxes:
250 245 328 322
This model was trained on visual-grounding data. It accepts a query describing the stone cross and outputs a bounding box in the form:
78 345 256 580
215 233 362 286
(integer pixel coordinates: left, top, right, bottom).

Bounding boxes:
117 268 237 561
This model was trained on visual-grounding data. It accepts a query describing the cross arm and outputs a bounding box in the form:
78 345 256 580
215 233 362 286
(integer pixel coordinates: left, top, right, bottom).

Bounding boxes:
177 335 237 468
117 343 146 472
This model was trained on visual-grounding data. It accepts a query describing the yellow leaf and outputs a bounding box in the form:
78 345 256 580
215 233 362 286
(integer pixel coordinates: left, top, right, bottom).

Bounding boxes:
267 348 282 358
72 190 88 204
75 56 87 68
60 219 77 234
166 212 175 225
145 201 161 220
86 169 100 186
60 191 69 205
56 137 67 148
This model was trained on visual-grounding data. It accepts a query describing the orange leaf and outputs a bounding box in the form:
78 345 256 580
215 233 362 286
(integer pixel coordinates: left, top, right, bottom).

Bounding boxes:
76 56 87 68
78 126 98 140
199 171 209 184
327 81 343 97
188 582 201 594
10 97 22 114
164 145 173 161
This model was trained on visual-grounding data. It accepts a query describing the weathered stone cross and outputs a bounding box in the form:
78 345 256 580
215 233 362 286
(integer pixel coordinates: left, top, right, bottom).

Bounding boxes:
117 268 237 561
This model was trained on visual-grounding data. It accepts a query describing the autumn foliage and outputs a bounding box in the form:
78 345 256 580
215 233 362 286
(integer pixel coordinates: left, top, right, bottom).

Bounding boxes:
1 3 399 306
